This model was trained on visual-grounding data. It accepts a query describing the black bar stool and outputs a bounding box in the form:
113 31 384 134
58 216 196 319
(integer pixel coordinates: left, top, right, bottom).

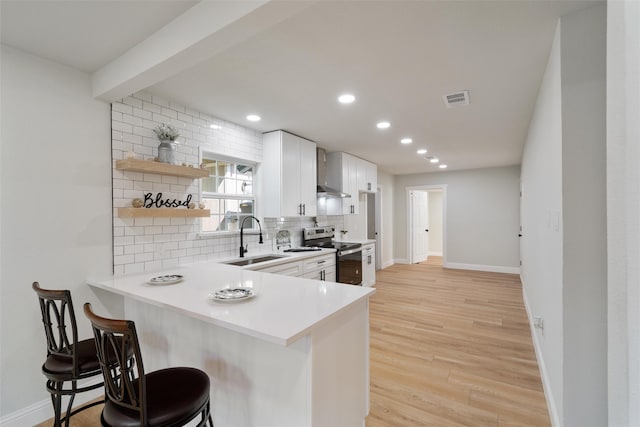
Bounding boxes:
32 282 104 427
83 303 214 427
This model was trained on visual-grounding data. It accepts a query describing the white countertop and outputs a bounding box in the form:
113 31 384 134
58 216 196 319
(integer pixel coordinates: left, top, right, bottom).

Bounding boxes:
88 254 375 347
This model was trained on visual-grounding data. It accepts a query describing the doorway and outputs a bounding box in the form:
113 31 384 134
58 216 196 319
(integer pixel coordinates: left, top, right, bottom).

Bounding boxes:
406 185 446 264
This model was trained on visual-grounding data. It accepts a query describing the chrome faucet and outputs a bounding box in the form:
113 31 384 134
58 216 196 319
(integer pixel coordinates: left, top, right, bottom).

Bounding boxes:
239 216 263 258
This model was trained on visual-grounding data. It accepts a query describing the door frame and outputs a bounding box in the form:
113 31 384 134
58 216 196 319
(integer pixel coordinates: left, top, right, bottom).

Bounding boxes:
406 184 447 264
375 186 382 270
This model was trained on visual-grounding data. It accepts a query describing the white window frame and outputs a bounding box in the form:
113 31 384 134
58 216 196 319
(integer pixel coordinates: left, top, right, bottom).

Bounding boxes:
198 151 258 236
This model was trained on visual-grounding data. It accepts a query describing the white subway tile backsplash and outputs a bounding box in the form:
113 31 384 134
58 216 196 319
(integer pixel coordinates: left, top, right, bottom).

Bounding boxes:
112 102 133 115
144 226 163 235
142 101 162 114
133 108 153 120
135 252 153 263
112 120 133 133
123 96 143 109
124 244 144 255
122 113 144 127
115 254 135 265
124 263 144 275
135 235 154 244
112 96 267 274
144 260 162 271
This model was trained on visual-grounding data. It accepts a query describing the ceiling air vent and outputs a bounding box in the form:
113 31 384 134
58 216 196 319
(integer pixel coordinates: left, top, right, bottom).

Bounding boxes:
443 90 470 108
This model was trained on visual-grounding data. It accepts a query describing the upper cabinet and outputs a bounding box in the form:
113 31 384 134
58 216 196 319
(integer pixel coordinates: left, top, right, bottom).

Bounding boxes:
326 152 378 215
357 160 377 193
326 152 358 214
261 130 317 218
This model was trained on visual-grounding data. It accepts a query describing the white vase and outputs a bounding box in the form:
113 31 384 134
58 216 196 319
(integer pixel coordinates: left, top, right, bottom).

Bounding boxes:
158 140 177 164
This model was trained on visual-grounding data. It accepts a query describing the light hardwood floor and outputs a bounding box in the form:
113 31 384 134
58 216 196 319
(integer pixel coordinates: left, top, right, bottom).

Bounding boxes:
36 258 549 427
365 257 550 427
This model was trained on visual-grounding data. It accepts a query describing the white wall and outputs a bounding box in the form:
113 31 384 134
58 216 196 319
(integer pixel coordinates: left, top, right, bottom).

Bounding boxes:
393 166 520 272
521 4 607 426
520 20 564 424
0 45 117 422
427 190 443 256
560 5 607 425
606 1 640 425
377 170 394 269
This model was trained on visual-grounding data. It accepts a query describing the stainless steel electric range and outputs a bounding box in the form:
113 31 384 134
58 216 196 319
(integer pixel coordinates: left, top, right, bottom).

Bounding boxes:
302 227 362 285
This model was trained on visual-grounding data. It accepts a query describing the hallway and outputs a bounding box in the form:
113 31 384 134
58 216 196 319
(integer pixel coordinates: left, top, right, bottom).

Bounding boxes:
366 259 549 426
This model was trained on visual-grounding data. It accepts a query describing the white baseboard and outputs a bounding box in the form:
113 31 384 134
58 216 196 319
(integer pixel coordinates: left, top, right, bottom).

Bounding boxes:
0 378 103 427
381 259 395 269
428 251 443 256
521 276 560 427
393 258 409 264
443 262 520 275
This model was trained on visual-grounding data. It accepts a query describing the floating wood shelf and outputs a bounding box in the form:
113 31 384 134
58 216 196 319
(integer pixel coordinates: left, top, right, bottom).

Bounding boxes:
116 158 209 179
118 208 210 218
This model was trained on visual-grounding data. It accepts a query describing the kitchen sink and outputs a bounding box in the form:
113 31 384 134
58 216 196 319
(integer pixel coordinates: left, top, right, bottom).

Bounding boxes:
222 254 288 266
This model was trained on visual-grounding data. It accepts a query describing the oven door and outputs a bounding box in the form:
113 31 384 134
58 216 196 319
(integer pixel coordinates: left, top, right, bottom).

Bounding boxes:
337 248 363 285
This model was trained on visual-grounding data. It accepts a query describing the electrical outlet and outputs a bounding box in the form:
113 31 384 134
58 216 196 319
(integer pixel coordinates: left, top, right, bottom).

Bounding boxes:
533 316 544 331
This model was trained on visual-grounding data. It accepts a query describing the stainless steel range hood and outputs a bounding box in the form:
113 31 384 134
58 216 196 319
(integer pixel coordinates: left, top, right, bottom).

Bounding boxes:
317 147 351 198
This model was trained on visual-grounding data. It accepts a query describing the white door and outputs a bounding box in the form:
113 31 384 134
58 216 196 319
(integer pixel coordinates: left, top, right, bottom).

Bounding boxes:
411 190 429 263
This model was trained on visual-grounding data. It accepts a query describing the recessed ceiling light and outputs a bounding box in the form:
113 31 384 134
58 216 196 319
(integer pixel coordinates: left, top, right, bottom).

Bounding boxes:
401 138 413 144
439 164 448 169
376 121 390 129
430 158 439 163
209 124 222 129
338 94 355 104
246 114 261 122
417 149 427 155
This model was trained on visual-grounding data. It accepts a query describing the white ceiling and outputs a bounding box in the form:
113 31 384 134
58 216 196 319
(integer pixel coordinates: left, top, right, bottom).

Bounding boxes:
1 0 595 175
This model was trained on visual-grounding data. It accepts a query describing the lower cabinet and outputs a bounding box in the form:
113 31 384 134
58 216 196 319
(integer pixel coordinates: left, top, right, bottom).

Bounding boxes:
255 253 336 282
362 243 376 287
258 261 304 277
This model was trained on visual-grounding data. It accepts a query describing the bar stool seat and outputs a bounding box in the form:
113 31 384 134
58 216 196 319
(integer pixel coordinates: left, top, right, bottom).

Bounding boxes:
42 338 102 375
102 367 211 427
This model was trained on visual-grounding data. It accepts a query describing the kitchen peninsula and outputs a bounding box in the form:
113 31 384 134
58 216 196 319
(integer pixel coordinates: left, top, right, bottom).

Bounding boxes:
88 257 375 427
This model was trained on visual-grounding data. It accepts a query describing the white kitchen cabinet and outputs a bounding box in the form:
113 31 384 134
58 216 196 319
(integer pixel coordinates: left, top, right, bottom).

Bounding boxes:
362 243 376 287
357 159 377 193
258 260 304 276
253 252 336 282
302 253 337 282
326 152 359 214
262 130 317 218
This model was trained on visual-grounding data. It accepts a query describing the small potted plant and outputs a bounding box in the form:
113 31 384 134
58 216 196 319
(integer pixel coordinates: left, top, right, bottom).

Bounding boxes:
153 124 180 164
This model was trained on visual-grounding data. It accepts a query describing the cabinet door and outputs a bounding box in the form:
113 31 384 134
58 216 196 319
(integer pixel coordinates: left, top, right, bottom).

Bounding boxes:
343 154 359 215
362 244 375 286
366 161 377 193
299 138 317 216
281 133 302 217
302 266 336 282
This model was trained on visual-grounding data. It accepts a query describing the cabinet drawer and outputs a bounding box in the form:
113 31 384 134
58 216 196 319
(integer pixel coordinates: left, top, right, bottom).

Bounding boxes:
303 268 336 282
302 254 336 272
257 261 303 276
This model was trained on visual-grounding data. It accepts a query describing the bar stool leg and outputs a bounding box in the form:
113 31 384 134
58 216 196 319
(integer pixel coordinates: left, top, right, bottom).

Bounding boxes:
50 381 63 427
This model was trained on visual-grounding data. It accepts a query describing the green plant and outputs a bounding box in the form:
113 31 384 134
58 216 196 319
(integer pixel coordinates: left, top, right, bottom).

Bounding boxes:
153 124 180 141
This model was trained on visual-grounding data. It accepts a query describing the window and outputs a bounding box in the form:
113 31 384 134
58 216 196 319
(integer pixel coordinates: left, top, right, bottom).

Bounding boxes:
200 155 256 233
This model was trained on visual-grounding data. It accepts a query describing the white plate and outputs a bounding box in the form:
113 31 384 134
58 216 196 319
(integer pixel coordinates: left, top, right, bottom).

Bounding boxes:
147 274 183 285
209 287 256 303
